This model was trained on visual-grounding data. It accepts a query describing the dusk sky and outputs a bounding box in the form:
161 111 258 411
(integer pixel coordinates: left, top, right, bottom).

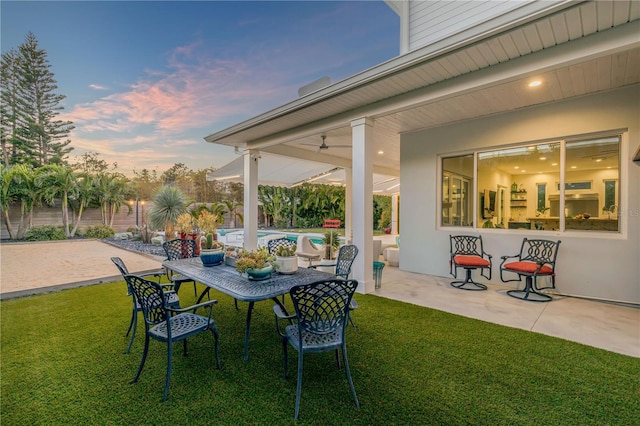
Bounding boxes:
1 1 399 176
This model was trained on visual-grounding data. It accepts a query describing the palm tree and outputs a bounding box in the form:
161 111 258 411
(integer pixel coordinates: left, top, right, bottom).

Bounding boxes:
35 164 77 237
222 200 243 228
147 185 189 238
68 172 94 237
0 164 37 239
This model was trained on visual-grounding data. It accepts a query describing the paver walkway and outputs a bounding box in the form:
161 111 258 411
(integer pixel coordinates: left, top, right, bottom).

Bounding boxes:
0 239 164 299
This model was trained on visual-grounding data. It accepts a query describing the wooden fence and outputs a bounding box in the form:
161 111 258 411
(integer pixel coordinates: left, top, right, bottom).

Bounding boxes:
1 202 146 240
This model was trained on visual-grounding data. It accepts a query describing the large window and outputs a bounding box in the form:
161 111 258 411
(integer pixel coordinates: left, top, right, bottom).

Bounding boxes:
441 134 621 233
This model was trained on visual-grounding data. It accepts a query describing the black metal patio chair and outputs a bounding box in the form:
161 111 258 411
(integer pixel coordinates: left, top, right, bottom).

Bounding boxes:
110 257 180 354
273 278 360 420
124 274 221 401
162 238 198 297
449 234 492 291
500 238 561 302
309 244 360 326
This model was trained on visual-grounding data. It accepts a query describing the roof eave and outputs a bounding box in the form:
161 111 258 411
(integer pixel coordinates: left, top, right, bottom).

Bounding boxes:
203 1 578 146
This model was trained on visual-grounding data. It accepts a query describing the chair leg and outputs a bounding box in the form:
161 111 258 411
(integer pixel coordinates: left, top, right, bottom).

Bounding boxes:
294 351 304 420
125 308 137 354
282 337 289 379
341 345 360 408
163 341 173 402
125 306 135 337
132 333 150 384
507 276 552 302
348 310 357 328
450 267 487 291
210 325 221 369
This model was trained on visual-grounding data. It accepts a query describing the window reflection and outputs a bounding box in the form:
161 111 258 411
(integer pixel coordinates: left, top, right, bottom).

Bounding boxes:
564 136 620 232
477 143 560 230
442 155 473 227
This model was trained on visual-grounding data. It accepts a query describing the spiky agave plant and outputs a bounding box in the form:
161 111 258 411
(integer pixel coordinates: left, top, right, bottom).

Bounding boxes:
147 186 189 238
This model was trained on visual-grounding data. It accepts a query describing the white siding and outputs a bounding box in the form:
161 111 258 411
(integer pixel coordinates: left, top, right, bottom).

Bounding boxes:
400 86 640 304
407 0 567 52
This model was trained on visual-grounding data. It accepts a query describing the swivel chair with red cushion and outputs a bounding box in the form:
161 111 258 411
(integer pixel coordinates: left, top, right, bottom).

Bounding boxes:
449 235 492 291
500 238 561 302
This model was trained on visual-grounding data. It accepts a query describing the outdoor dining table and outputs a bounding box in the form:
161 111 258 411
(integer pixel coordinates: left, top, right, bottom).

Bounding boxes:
162 257 336 361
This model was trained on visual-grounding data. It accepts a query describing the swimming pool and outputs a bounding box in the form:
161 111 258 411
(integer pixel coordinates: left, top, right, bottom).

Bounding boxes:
219 230 326 247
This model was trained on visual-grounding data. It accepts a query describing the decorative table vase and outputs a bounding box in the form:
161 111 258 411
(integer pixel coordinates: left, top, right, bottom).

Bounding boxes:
200 249 224 267
246 265 273 281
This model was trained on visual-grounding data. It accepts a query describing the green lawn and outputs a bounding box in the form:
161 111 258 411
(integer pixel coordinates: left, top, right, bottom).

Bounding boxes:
2 281 638 425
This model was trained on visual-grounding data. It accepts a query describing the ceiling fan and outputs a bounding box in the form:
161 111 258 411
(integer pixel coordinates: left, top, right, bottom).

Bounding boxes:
302 135 351 152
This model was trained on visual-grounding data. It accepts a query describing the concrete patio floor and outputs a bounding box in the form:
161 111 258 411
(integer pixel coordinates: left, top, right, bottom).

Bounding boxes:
1 239 637 358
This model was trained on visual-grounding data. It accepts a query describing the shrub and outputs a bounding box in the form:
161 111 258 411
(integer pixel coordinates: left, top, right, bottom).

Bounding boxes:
25 226 67 241
84 225 115 239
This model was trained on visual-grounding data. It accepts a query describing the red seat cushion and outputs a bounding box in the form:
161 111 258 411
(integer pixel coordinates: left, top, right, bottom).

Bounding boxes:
454 255 490 267
504 261 553 275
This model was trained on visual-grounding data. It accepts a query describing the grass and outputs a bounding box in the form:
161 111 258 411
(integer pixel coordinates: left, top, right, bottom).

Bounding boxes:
2 281 638 425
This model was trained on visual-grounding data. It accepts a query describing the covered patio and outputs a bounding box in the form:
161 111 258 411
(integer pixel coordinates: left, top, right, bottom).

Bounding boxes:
204 3 639 304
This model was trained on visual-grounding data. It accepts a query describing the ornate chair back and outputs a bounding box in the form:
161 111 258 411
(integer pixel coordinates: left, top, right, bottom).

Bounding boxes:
450 234 485 258
517 238 561 267
267 238 296 256
163 238 196 261
334 245 359 279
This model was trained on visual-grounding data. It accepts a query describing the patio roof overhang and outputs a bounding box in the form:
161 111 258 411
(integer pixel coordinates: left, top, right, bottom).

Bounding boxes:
206 152 400 194
204 4 639 173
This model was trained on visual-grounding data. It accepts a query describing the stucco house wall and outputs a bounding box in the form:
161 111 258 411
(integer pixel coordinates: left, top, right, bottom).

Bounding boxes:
400 85 640 304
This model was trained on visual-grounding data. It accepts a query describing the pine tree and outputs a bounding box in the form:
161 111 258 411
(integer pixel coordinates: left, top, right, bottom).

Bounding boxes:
0 48 26 166
16 32 74 166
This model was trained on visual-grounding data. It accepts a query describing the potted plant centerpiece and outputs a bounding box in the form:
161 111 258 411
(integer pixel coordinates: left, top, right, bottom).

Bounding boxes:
235 248 275 280
224 246 241 267
197 211 224 266
274 244 297 274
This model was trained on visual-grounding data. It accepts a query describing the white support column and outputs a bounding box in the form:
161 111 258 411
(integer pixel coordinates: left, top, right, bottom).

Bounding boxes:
344 167 352 243
243 150 259 250
350 117 374 294
391 193 399 235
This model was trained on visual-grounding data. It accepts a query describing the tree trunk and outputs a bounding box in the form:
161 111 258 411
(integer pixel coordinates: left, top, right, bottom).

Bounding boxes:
3 210 16 239
16 201 29 239
61 193 70 237
70 205 85 237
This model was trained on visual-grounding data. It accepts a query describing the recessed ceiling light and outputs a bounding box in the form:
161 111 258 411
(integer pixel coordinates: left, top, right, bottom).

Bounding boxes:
529 80 542 87
551 163 558 166
514 166 519 169
378 150 384 155
571 166 577 169
539 156 546 160
521 170 526 173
